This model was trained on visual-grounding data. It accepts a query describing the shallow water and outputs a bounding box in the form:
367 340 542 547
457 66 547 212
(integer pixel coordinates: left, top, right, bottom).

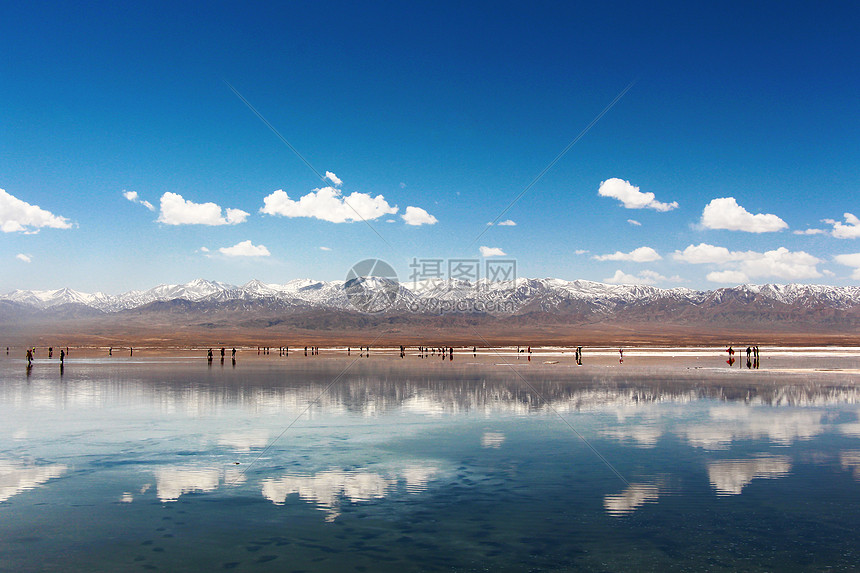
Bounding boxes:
1 351 859 571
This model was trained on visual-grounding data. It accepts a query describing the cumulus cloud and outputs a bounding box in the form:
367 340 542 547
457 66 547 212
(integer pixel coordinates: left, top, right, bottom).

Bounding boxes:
594 246 661 263
674 243 822 281
575 249 589 255
827 213 860 239
604 270 662 285
0 188 72 233
16 253 32 263
324 171 342 186
598 178 678 212
793 228 826 236
706 270 750 283
260 187 397 223
218 240 270 257
627 219 641 226
158 192 248 226
673 243 736 265
835 253 860 280
498 219 516 226
480 246 506 257
123 190 155 211
700 197 787 233
402 206 438 226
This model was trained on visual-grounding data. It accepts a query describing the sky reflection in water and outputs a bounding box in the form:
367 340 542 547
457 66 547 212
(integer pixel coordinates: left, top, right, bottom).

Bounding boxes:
1 355 859 571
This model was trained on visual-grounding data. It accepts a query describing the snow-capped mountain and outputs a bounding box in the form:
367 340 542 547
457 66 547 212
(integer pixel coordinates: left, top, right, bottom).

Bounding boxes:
4 278 860 316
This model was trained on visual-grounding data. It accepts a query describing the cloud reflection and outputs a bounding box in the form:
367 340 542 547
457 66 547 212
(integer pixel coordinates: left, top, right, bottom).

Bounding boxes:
707 455 791 495
839 450 860 480
261 464 439 521
0 459 67 502
153 466 245 502
680 407 825 450
481 432 506 448
217 430 270 452
604 483 660 516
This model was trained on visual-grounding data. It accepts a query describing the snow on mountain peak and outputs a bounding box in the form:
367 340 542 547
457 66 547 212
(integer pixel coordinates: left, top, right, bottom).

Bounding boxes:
4 278 860 314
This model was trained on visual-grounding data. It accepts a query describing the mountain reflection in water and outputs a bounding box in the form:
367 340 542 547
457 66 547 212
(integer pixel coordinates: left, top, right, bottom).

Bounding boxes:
2 358 860 572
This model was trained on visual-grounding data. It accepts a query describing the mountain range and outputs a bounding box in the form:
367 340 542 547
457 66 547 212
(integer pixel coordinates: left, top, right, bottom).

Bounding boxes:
3 278 859 345
4 277 860 313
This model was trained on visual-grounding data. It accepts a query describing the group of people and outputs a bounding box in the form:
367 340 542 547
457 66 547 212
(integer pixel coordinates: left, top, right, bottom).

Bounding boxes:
24 346 66 370
106 347 135 356
207 347 237 365
726 345 761 369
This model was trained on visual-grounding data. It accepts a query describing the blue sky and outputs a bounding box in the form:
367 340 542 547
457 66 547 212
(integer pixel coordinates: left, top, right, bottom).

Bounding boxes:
1 1 858 293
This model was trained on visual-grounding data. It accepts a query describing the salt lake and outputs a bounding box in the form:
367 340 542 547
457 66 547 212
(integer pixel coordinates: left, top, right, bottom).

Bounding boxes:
1 348 859 571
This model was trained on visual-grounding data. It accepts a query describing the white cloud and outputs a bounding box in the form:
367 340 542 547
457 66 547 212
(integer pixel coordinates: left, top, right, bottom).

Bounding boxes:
674 243 822 281
199 246 209 252
627 219 641 226
828 213 860 239
639 270 672 282
319 246 331 251
218 240 270 257
706 270 749 283
594 246 661 263
793 228 825 235
123 190 155 211
0 188 72 233
604 270 659 285
835 253 860 280
673 243 736 265
324 171 342 186
157 192 248 226
834 253 860 267
402 206 438 226
575 249 589 255
480 246 506 257
498 219 516 226
16 253 31 263
700 197 787 233
260 187 397 223
598 178 678 212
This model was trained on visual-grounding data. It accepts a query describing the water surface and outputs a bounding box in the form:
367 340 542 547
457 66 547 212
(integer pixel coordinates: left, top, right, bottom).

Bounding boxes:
2 351 859 571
